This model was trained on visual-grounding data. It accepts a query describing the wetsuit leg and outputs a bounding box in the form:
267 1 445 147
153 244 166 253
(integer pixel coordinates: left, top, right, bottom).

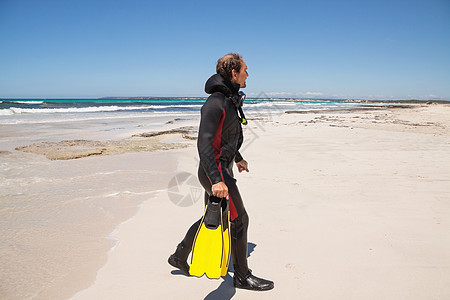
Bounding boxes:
176 164 250 276
173 168 212 260
220 163 249 276
175 218 201 261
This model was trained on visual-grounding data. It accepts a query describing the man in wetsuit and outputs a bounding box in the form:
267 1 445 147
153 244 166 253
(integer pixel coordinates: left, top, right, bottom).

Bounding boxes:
168 53 274 291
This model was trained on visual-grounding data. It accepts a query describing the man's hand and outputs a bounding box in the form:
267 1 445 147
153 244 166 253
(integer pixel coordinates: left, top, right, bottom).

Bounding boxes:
212 182 228 198
236 159 249 173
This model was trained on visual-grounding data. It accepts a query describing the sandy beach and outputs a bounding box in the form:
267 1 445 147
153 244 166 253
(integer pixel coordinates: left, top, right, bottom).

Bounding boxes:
1 103 450 299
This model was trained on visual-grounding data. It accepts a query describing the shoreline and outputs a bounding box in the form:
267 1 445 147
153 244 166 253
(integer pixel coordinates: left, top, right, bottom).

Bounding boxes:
68 186 168 300
0 150 187 300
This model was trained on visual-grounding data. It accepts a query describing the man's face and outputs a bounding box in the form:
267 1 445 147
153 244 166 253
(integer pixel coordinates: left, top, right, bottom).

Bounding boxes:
232 60 248 88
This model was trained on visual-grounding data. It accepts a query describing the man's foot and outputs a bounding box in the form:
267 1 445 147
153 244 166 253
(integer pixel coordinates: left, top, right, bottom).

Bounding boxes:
233 270 274 291
168 254 190 276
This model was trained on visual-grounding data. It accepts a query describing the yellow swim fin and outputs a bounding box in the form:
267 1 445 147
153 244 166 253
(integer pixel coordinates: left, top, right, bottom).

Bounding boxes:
190 196 225 279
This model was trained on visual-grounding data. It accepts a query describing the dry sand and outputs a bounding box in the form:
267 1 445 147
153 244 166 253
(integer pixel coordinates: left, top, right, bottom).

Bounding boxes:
2 104 450 299
71 104 450 300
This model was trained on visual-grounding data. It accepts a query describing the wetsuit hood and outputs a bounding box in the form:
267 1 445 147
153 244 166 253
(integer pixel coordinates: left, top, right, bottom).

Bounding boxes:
204 74 240 97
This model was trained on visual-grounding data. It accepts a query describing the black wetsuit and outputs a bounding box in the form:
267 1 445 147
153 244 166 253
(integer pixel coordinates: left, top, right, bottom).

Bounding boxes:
176 73 249 275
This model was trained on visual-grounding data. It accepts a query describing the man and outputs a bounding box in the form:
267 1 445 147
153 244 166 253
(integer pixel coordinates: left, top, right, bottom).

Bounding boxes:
168 53 274 291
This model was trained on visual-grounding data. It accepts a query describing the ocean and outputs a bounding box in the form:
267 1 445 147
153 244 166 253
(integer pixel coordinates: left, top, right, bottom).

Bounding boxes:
0 98 376 125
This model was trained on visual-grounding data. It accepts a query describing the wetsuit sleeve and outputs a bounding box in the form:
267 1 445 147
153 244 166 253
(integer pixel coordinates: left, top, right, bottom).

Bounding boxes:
235 151 243 163
197 96 224 185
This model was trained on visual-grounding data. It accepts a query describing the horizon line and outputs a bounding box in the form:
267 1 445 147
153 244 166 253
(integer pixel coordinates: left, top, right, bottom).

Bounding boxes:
1 96 449 103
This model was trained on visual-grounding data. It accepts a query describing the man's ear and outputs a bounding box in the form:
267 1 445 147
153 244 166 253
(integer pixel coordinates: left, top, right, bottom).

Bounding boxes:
231 69 238 80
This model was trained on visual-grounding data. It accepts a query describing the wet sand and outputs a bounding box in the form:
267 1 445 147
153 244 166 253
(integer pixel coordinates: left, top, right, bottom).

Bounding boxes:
0 116 195 299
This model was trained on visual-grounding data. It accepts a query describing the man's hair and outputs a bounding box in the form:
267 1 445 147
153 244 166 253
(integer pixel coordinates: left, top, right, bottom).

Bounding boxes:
216 53 243 81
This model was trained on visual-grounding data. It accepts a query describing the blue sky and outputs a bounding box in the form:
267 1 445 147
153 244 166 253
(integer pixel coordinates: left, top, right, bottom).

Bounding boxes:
1 0 449 99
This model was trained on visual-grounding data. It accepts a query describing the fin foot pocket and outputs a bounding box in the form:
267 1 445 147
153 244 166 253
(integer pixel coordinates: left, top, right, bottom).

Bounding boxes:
190 196 230 279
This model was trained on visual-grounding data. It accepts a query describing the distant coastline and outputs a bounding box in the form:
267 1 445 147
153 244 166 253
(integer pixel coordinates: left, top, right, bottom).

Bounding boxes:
99 96 450 103
1 97 448 104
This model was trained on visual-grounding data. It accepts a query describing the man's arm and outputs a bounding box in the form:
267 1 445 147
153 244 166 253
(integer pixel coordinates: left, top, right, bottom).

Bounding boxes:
197 95 224 185
235 151 243 163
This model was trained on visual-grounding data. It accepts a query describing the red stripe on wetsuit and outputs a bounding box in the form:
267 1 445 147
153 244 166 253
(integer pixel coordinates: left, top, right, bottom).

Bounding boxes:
212 109 238 221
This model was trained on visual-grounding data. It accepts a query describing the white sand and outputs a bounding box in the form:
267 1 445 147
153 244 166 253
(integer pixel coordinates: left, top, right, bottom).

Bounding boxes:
70 104 450 299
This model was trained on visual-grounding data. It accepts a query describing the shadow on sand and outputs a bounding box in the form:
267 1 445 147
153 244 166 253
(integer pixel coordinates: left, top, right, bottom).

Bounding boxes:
203 242 257 300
